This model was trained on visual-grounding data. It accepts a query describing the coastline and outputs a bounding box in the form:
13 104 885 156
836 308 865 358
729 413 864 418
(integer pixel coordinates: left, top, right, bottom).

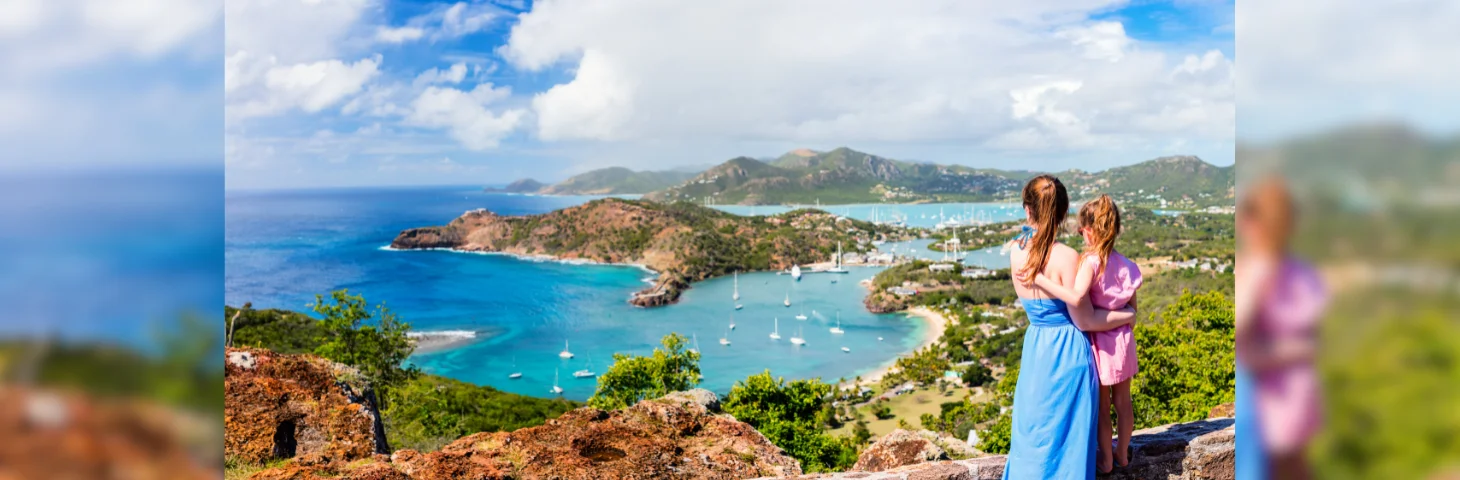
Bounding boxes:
852 306 949 387
409 330 480 355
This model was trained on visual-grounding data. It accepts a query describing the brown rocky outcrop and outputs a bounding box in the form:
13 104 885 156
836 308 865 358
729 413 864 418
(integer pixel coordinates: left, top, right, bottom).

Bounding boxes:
224 347 387 467
759 417 1234 480
390 198 902 308
852 429 949 472
250 388 802 480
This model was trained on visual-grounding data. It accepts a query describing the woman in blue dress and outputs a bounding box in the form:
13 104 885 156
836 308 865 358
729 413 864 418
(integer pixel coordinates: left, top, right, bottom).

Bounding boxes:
1003 175 1138 479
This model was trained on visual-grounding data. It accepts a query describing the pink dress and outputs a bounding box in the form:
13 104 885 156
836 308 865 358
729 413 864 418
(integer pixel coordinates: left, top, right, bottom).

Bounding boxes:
1253 257 1327 454
1085 252 1142 386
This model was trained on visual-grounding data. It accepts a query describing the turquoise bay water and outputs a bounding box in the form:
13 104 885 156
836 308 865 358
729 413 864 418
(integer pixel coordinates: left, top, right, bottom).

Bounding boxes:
712 202 1024 229
226 187 1019 400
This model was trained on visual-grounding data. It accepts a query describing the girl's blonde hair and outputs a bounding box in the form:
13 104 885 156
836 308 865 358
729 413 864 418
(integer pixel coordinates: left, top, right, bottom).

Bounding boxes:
1240 175 1295 255
1019 175 1069 281
1078 194 1121 275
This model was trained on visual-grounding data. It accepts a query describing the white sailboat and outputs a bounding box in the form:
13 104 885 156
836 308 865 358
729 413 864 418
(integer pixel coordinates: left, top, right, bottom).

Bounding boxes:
830 312 845 334
795 308 807 321
827 242 848 273
689 334 700 354
719 329 731 346
729 314 736 331
559 340 574 359
551 369 563 394
769 318 781 340
784 292 791 307
573 355 596 378
842 347 851 353
790 327 806 346
732 271 740 301
508 356 522 379
735 303 743 310
791 264 802 280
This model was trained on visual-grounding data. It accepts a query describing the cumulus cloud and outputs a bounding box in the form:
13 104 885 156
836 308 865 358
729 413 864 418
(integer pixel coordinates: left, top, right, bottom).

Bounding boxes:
413 62 469 86
501 0 1233 156
405 84 526 150
227 53 381 118
375 1 499 45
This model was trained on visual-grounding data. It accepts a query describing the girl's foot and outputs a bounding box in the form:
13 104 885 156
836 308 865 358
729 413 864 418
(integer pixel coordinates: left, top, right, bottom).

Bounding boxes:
1113 441 1130 468
1098 448 1114 473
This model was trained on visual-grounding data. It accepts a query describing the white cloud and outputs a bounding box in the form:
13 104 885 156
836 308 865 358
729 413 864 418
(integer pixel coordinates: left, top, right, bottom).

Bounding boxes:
413 62 469 86
0 0 220 167
405 84 526 150
227 53 381 118
1057 21 1132 62
374 1 499 45
1237 0 1460 140
376 26 425 44
503 0 1232 155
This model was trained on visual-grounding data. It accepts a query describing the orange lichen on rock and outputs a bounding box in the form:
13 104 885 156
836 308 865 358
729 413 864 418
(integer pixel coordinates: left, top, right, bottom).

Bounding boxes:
250 388 802 480
225 347 384 467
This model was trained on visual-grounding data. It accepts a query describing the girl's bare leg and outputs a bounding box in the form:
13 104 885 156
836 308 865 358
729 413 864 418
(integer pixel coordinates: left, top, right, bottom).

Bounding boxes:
1114 380 1133 467
1098 384 1113 473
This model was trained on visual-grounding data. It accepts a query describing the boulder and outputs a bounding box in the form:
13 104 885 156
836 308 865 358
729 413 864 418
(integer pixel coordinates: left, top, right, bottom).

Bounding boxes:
252 389 802 479
853 429 949 472
758 417 1234 480
224 347 388 466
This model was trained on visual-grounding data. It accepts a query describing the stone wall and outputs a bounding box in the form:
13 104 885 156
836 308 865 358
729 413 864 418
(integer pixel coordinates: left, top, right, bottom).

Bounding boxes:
757 416 1234 480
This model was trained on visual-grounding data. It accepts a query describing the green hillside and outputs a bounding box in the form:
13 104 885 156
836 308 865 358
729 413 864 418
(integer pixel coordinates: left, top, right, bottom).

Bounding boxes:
539 167 697 195
645 147 1019 205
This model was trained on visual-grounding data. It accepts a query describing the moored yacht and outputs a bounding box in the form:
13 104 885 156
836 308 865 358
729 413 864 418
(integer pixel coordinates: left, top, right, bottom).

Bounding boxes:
559 340 574 359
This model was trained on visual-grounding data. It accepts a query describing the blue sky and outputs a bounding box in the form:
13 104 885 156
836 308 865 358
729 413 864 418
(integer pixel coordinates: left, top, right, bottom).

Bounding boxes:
224 0 1238 189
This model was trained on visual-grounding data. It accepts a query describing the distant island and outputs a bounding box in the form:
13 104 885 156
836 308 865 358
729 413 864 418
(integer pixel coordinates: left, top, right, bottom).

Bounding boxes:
391 198 913 307
486 167 696 195
491 147 1234 209
483 178 546 194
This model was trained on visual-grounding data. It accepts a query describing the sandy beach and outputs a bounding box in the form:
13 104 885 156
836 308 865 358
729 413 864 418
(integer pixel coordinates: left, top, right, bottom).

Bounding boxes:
851 306 949 387
409 330 480 355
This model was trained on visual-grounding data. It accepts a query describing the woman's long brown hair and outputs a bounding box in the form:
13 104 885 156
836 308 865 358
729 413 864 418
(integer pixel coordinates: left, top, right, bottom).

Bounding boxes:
1019 175 1069 281
1079 194 1121 276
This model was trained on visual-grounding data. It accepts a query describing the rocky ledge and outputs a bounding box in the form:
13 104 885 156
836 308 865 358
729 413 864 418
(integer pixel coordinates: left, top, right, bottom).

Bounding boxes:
246 384 802 480
760 414 1234 480
224 347 389 466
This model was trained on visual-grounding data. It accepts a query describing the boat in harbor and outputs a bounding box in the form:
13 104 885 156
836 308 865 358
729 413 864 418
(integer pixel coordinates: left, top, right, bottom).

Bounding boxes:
827 242 849 273
573 356 596 378
719 329 731 346
770 318 781 340
795 309 807 321
729 314 736 330
551 369 563 394
689 334 700 354
830 312 845 334
784 292 791 307
790 327 806 346
841 346 851 353
791 264 802 280
508 356 522 379
732 271 740 301
735 303 743 310
559 340 574 359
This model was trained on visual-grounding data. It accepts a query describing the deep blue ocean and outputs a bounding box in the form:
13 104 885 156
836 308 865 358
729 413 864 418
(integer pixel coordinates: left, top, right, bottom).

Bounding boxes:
225 186 1019 400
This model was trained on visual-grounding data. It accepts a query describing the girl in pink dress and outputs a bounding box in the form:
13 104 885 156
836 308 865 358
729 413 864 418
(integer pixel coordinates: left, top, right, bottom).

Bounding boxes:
1027 194 1142 473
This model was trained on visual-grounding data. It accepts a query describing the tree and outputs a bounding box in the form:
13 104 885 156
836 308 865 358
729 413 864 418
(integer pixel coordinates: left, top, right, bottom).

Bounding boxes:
1130 290 1235 427
588 333 701 410
962 363 993 387
723 371 859 472
310 290 418 398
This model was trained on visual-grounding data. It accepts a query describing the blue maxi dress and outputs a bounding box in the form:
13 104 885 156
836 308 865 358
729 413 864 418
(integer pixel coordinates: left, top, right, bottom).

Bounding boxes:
1002 297 1098 479
1236 363 1267 479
